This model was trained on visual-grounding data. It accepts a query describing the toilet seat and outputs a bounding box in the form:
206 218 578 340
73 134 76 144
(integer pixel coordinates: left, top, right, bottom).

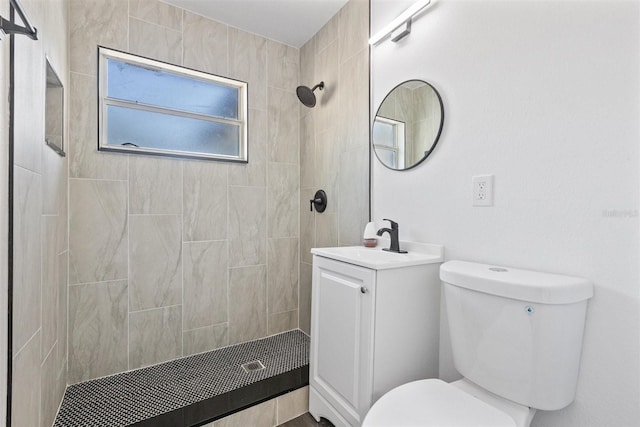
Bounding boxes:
362 379 517 427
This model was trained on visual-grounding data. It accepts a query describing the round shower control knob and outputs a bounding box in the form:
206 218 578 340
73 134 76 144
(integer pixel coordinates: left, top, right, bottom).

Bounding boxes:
309 190 327 213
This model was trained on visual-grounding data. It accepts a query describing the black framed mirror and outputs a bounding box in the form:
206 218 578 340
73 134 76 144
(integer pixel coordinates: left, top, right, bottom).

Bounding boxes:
372 79 443 170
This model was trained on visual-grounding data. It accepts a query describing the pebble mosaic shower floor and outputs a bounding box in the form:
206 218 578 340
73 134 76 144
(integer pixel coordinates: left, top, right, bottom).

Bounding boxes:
53 330 310 427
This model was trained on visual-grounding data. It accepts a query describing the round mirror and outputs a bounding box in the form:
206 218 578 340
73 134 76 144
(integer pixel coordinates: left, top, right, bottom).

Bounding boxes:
372 80 444 170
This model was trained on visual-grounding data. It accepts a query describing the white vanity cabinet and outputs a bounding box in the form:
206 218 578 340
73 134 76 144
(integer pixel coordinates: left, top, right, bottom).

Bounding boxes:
309 244 443 427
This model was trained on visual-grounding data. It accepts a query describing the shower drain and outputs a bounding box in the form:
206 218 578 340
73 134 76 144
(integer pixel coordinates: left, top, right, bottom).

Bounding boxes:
241 360 266 373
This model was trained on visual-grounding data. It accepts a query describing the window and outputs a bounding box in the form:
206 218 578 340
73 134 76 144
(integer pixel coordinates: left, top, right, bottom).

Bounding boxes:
372 116 405 169
98 47 248 162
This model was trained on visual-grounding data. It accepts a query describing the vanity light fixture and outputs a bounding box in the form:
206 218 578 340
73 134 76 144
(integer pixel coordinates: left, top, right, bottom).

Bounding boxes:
369 0 432 46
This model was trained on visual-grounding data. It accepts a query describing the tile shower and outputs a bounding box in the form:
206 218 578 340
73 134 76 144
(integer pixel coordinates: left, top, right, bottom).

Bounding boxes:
8 0 369 424
67 0 302 383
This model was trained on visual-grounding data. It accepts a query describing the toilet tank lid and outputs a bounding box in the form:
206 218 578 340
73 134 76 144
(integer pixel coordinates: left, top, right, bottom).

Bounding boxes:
440 260 593 304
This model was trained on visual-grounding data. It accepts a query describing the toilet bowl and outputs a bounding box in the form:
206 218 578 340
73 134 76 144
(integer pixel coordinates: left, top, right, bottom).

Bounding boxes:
363 260 593 427
362 378 535 427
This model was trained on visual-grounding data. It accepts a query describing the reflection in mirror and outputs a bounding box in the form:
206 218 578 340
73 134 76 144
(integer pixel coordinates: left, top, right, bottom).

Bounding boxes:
373 79 443 170
45 58 65 156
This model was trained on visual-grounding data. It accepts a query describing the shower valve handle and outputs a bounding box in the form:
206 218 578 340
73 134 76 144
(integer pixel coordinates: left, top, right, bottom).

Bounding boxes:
309 189 327 213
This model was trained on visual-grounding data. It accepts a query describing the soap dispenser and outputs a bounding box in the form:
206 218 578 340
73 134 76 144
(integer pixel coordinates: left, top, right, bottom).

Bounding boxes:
363 222 378 247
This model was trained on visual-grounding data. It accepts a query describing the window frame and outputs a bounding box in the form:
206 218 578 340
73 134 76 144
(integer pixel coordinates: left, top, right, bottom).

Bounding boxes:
373 116 405 169
97 46 249 163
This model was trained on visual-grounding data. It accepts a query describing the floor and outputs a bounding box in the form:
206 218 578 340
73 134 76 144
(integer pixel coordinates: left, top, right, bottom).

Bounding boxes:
53 330 309 426
280 413 335 427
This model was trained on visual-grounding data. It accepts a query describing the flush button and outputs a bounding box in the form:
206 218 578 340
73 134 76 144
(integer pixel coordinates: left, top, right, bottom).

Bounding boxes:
489 267 508 272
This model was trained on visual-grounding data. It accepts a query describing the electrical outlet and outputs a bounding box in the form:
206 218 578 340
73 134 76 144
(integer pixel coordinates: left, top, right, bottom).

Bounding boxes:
472 175 494 207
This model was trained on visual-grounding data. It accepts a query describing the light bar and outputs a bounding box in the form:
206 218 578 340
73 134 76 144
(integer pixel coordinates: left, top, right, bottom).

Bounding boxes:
369 0 432 46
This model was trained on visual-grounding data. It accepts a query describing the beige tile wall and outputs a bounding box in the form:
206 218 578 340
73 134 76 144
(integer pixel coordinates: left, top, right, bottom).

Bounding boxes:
67 0 301 383
10 0 70 425
7 0 368 423
6 0 368 423
298 0 370 333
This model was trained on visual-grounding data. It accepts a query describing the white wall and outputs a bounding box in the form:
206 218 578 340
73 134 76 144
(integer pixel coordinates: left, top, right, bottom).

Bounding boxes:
371 1 639 426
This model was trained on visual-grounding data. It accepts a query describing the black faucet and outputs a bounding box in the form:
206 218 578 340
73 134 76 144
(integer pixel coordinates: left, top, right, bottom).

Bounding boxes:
376 219 407 253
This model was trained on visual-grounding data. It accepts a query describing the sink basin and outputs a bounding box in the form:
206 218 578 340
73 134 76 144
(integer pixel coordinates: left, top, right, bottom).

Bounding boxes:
311 244 443 270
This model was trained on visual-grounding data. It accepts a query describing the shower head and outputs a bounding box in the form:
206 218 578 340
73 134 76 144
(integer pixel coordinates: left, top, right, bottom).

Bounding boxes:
296 81 324 108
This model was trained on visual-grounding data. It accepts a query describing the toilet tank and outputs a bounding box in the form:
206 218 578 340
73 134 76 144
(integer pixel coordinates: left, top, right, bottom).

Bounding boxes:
440 260 593 411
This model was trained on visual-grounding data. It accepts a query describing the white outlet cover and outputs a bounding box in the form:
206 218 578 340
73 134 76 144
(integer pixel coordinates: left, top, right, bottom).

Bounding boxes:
472 175 494 207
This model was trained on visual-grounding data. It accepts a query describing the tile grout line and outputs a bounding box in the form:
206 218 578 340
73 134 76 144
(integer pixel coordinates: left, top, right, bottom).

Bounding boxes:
180 8 185 361
266 40 271 338
180 157 185 358
126 119 131 373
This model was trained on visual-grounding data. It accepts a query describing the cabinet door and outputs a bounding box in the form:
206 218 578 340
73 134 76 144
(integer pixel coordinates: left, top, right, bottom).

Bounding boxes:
310 256 376 426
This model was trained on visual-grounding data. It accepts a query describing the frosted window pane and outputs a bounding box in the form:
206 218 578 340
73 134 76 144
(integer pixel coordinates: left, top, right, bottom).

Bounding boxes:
376 149 396 168
107 59 239 119
106 105 240 157
373 121 395 148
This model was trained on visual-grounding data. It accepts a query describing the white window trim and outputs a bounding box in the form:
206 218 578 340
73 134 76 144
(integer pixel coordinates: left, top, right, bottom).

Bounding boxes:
98 46 249 162
373 116 405 169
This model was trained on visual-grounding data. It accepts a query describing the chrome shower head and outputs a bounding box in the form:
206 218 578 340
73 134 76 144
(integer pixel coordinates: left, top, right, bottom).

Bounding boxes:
296 81 324 108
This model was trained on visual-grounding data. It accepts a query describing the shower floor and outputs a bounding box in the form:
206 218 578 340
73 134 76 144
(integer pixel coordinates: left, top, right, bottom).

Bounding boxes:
53 330 309 427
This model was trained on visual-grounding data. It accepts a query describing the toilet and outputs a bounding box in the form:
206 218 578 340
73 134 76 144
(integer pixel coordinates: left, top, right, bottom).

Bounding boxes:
363 260 593 427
